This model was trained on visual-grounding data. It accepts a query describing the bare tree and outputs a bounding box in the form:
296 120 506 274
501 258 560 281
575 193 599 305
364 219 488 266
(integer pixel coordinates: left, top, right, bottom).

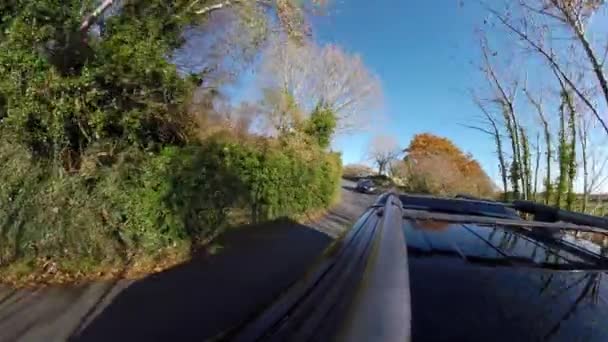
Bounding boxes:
486 0 608 134
259 37 383 133
525 88 553 204
533 132 541 199
259 88 304 134
479 36 526 198
520 125 533 200
367 135 402 176
469 93 509 198
579 113 591 212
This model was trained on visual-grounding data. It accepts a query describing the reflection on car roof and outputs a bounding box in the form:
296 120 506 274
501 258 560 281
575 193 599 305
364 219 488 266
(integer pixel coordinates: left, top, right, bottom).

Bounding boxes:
400 193 608 341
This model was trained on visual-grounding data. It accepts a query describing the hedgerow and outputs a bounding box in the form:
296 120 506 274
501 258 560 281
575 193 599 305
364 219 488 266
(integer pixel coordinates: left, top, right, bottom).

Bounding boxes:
0 135 341 281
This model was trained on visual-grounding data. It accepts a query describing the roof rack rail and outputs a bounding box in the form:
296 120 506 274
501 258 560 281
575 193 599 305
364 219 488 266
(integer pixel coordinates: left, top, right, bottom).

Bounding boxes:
454 194 484 201
512 200 608 230
454 194 501 203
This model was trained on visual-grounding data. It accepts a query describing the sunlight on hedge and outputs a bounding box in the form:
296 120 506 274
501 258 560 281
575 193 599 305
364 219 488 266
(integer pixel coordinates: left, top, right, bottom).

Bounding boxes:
0 135 341 283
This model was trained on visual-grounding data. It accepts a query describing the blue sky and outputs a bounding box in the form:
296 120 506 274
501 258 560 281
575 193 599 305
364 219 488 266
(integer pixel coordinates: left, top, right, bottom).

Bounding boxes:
220 1 608 191
311 1 502 179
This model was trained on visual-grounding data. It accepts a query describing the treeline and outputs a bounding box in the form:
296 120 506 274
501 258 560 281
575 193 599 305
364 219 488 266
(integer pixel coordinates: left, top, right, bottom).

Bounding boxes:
0 1 371 283
472 0 608 214
362 133 496 198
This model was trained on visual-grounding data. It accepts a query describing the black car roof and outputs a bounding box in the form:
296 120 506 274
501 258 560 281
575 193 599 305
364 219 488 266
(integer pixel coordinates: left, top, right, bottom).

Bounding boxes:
400 194 608 341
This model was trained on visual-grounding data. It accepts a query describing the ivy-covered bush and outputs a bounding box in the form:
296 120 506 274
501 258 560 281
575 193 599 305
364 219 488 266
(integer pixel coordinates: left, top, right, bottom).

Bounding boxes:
0 1 342 282
0 135 341 280
0 1 198 158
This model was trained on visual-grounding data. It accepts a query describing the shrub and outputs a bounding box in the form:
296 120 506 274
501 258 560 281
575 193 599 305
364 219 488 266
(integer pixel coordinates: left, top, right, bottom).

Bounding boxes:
302 103 337 149
402 153 495 197
0 134 341 280
0 1 197 159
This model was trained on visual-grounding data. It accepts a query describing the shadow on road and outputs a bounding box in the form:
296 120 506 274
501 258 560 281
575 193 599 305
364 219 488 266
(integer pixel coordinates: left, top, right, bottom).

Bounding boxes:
73 218 331 342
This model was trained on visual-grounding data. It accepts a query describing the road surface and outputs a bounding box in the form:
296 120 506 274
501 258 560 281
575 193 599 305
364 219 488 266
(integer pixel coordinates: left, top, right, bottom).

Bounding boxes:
0 180 375 342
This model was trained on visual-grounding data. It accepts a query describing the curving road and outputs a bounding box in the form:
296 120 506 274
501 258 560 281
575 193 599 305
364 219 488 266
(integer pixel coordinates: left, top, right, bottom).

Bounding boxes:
0 180 375 342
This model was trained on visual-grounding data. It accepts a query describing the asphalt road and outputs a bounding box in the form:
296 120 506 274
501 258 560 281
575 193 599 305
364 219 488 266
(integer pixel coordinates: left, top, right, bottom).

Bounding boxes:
0 180 375 342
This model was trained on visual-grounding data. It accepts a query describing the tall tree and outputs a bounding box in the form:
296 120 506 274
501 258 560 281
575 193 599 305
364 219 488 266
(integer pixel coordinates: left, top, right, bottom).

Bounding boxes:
261 88 304 134
480 37 525 198
486 0 608 134
470 94 509 199
520 126 533 200
555 89 577 208
565 90 578 210
553 67 579 210
579 114 590 212
259 38 383 133
525 89 553 204
533 132 541 199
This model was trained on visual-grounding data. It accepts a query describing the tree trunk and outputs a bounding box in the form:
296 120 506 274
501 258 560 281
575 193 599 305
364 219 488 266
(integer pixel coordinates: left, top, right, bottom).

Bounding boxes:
565 91 577 211
502 104 521 199
480 41 522 199
579 122 589 213
81 0 114 32
534 133 541 200
525 90 552 204
472 95 508 200
512 115 525 199
558 3 608 119
496 133 508 201
520 126 532 201
556 95 568 208
489 7 608 134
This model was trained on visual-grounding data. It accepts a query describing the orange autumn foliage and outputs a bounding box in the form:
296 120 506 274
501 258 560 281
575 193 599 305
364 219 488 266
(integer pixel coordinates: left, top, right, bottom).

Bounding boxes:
403 133 496 197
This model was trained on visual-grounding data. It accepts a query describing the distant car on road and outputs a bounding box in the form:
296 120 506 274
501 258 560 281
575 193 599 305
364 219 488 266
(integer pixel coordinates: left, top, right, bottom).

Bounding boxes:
355 179 376 194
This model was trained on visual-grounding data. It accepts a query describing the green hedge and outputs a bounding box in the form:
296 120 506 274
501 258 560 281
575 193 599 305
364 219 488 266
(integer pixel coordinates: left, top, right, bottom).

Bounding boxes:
0 136 341 278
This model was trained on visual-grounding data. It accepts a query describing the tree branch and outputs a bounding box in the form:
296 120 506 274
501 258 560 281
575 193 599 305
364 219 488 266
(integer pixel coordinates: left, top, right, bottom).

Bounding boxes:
480 37 514 112
518 0 566 24
80 0 114 32
193 0 272 15
195 0 233 14
488 6 608 135
460 124 495 136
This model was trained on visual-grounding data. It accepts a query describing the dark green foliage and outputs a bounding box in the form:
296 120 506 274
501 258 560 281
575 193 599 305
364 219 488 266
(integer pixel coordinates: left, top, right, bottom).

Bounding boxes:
566 92 577 211
556 96 568 208
0 1 342 280
520 126 532 200
543 128 553 205
303 103 337 149
0 136 341 273
0 1 198 158
555 90 577 209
